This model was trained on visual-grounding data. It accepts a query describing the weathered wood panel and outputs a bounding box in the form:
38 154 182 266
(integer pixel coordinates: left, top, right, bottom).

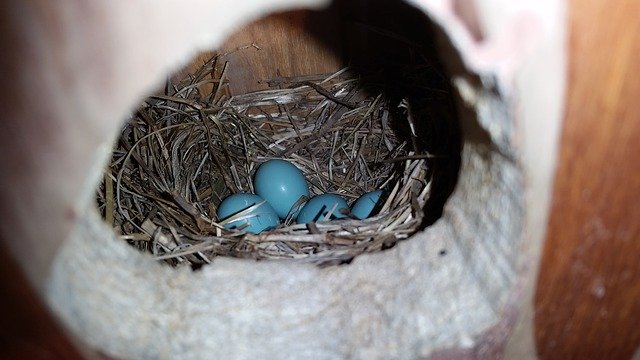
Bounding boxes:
534 0 640 358
0 244 82 359
218 11 342 94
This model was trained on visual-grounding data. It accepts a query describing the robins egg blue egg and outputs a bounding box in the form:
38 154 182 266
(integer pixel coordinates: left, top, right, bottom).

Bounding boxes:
254 159 309 218
351 190 385 220
217 193 279 234
297 193 349 224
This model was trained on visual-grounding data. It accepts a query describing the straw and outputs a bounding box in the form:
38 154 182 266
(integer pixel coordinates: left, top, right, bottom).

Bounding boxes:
98 55 432 267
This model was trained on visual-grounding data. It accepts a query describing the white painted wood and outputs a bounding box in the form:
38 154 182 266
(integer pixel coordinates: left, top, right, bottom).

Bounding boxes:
0 0 565 357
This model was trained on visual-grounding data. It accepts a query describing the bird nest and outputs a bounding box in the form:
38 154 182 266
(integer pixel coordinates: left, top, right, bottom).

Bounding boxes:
97 55 432 268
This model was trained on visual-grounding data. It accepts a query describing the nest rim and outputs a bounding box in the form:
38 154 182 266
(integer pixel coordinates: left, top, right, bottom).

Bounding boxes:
101 55 435 267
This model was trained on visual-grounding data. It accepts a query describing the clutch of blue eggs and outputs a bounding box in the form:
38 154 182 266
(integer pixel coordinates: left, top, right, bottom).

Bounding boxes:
216 159 386 234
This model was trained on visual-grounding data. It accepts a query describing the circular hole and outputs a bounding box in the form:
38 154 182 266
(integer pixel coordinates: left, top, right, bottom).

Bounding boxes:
95 1 462 268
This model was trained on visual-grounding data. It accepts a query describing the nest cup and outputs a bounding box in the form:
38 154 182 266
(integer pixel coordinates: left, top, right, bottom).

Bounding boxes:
99 54 440 268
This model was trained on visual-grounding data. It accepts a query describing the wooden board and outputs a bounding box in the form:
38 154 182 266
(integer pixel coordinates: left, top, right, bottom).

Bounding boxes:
216 11 343 95
170 11 343 96
534 0 640 358
0 244 82 359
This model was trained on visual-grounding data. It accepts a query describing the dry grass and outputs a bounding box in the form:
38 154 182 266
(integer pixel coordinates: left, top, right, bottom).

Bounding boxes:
97 55 431 267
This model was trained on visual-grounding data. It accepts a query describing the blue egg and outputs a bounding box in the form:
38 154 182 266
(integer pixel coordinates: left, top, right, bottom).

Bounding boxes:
217 193 279 234
351 190 385 220
297 193 349 224
254 159 310 219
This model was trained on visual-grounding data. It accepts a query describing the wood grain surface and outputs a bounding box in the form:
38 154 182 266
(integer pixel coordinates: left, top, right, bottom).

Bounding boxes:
218 11 343 94
534 0 640 358
0 243 82 359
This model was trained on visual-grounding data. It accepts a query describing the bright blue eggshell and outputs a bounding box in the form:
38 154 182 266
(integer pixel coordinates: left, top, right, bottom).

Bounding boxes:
254 159 310 218
217 193 279 234
297 193 349 224
351 190 385 220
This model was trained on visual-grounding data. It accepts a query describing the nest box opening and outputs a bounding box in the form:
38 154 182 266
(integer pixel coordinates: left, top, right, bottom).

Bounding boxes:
96 0 486 268
49 1 529 358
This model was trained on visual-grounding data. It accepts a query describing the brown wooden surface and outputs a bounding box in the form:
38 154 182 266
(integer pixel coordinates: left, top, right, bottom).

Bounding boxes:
0 243 83 359
217 11 343 95
534 0 640 358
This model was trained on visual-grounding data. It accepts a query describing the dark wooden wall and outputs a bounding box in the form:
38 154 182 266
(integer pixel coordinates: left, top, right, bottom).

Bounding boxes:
0 247 82 359
174 11 343 95
534 0 640 358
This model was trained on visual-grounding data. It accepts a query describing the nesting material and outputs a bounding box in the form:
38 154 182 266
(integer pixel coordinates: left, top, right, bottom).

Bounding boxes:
97 56 431 267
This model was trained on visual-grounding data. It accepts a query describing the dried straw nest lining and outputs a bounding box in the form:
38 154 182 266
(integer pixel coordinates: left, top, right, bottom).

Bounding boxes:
98 56 431 267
